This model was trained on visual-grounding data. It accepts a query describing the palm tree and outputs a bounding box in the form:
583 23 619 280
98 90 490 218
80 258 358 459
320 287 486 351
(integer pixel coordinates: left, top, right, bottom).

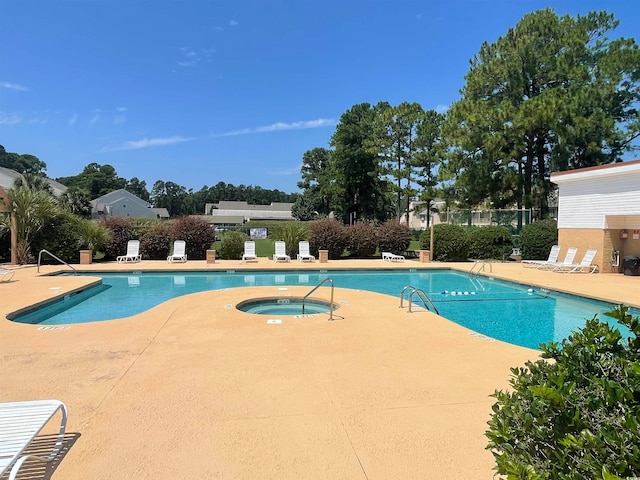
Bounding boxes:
5 187 58 264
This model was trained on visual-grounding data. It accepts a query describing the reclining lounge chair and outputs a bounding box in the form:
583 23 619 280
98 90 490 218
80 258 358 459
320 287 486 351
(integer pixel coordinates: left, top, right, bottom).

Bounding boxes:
0 399 68 480
167 240 188 263
117 240 141 263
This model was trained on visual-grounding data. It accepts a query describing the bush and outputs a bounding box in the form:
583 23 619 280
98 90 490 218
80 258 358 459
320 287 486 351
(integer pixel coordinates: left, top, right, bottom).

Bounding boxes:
347 222 378 258
467 225 513 260
519 219 558 260
377 221 412 255
486 305 640 479
140 223 172 260
270 222 309 258
218 230 249 259
101 217 138 260
31 210 83 264
309 219 348 260
171 216 216 260
423 223 469 261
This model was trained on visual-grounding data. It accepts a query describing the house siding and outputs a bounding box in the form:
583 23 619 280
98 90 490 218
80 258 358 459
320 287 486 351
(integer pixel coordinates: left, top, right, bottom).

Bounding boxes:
556 173 640 229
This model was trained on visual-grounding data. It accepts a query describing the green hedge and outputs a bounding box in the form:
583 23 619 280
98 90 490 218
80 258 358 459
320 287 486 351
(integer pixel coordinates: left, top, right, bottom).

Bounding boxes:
519 219 558 260
467 225 514 260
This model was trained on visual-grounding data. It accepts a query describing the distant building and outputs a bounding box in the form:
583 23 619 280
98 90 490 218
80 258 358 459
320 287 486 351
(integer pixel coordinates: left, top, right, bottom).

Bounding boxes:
0 166 67 196
204 201 294 223
91 189 169 219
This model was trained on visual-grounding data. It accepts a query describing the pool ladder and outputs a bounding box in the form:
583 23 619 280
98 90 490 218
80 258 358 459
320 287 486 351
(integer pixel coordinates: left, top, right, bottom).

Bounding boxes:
399 286 439 315
302 277 334 321
37 249 77 274
469 260 492 276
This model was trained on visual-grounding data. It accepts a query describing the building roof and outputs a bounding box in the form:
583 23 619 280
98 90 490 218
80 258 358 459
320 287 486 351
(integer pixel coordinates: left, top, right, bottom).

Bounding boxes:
0 166 67 196
551 159 640 184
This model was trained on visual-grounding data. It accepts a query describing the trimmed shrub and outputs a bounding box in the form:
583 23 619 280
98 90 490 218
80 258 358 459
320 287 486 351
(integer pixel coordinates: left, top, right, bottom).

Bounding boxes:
486 305 640 479
377 221 412 255
347 222 378 258
309 219 348 260
467 225 513 260
519 218 558 260
218 230 249 259
171 216 216 260
423 223 469 261
101 216 138 261
140 223 172 260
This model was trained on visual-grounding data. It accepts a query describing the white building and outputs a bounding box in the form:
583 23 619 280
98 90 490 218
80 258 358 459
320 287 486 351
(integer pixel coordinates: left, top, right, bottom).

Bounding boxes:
204 201 294 223
551 159 640 273
92 189 169 219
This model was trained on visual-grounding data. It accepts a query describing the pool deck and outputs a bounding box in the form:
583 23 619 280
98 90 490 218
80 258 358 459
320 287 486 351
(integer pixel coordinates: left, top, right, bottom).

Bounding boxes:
0 258 638 479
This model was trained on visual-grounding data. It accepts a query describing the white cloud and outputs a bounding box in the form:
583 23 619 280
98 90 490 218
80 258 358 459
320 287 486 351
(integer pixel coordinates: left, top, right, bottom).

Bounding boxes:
116 107 128 112
100 136 194 152
90 112 101 125
69 113 79 126
269 165 302 176
0 81 29 91
435 104 449 113
217 118 336 137
0 112 21 124
229 20 239 26
113 115 126 126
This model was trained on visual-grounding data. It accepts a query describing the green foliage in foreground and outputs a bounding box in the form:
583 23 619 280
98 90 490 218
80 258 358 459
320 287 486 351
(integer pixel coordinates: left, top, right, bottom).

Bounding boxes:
486 305 640 480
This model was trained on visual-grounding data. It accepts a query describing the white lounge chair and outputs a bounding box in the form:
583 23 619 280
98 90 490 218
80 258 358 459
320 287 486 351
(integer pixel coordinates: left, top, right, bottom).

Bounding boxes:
382 251 405 262
0 267 15 283
540 247 577 270
0 399 68 480
116 240 141 263
167 240 187 263
273 241 291 262
522 245 560 268
296 241 315 262
555 249 599 273
242 241 258 263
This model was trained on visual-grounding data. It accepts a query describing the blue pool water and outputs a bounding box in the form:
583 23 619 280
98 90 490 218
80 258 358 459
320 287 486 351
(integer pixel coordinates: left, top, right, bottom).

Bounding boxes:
10 269 636 350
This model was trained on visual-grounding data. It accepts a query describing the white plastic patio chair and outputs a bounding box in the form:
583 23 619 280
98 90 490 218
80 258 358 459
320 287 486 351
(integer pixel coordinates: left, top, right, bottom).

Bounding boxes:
0 399 68 480
521 245 560 268
0 267 15 283
117 240 141 263
541 247 577 271
242 241 258 263
555 249 599 273
273 241 291 262
296 241 315 262
382 251 405 262
167 240 187 263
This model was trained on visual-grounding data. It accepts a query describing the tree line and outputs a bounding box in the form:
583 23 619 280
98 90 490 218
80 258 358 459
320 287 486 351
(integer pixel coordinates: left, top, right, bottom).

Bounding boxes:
294 9 640 224
3 9 640 224
0 151 299 217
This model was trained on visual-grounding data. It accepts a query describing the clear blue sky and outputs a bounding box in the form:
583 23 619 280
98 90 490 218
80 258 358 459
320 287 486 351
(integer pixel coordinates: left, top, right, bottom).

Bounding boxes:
2 0 638 194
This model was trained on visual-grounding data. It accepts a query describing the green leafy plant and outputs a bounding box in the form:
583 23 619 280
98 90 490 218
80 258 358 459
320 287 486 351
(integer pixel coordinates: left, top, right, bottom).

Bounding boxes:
218 230 249 259
486 305 640 479
74 218 110 254
519 219 558 260
467 225 513 260
423 223 470 261
309 219 348 260
270 222 309 258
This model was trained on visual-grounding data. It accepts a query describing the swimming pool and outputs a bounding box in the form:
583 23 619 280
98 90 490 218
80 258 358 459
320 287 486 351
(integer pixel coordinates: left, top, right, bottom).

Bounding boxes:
10 269 635 349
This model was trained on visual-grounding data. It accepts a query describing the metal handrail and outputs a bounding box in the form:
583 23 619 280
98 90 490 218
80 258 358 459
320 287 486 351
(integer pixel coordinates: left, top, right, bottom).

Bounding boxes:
399 285 439 315
37 249 77 274
469 260 492 276
302 277 334 321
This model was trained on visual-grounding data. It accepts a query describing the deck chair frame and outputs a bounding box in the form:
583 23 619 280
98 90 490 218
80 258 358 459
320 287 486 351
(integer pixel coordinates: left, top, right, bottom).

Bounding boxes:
273 241 291 262
296 241 315 262
0 267 15 283
167 240 188 263
242 241 258 263
117 240 141 263
0 399 68 480
382 251 405 262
